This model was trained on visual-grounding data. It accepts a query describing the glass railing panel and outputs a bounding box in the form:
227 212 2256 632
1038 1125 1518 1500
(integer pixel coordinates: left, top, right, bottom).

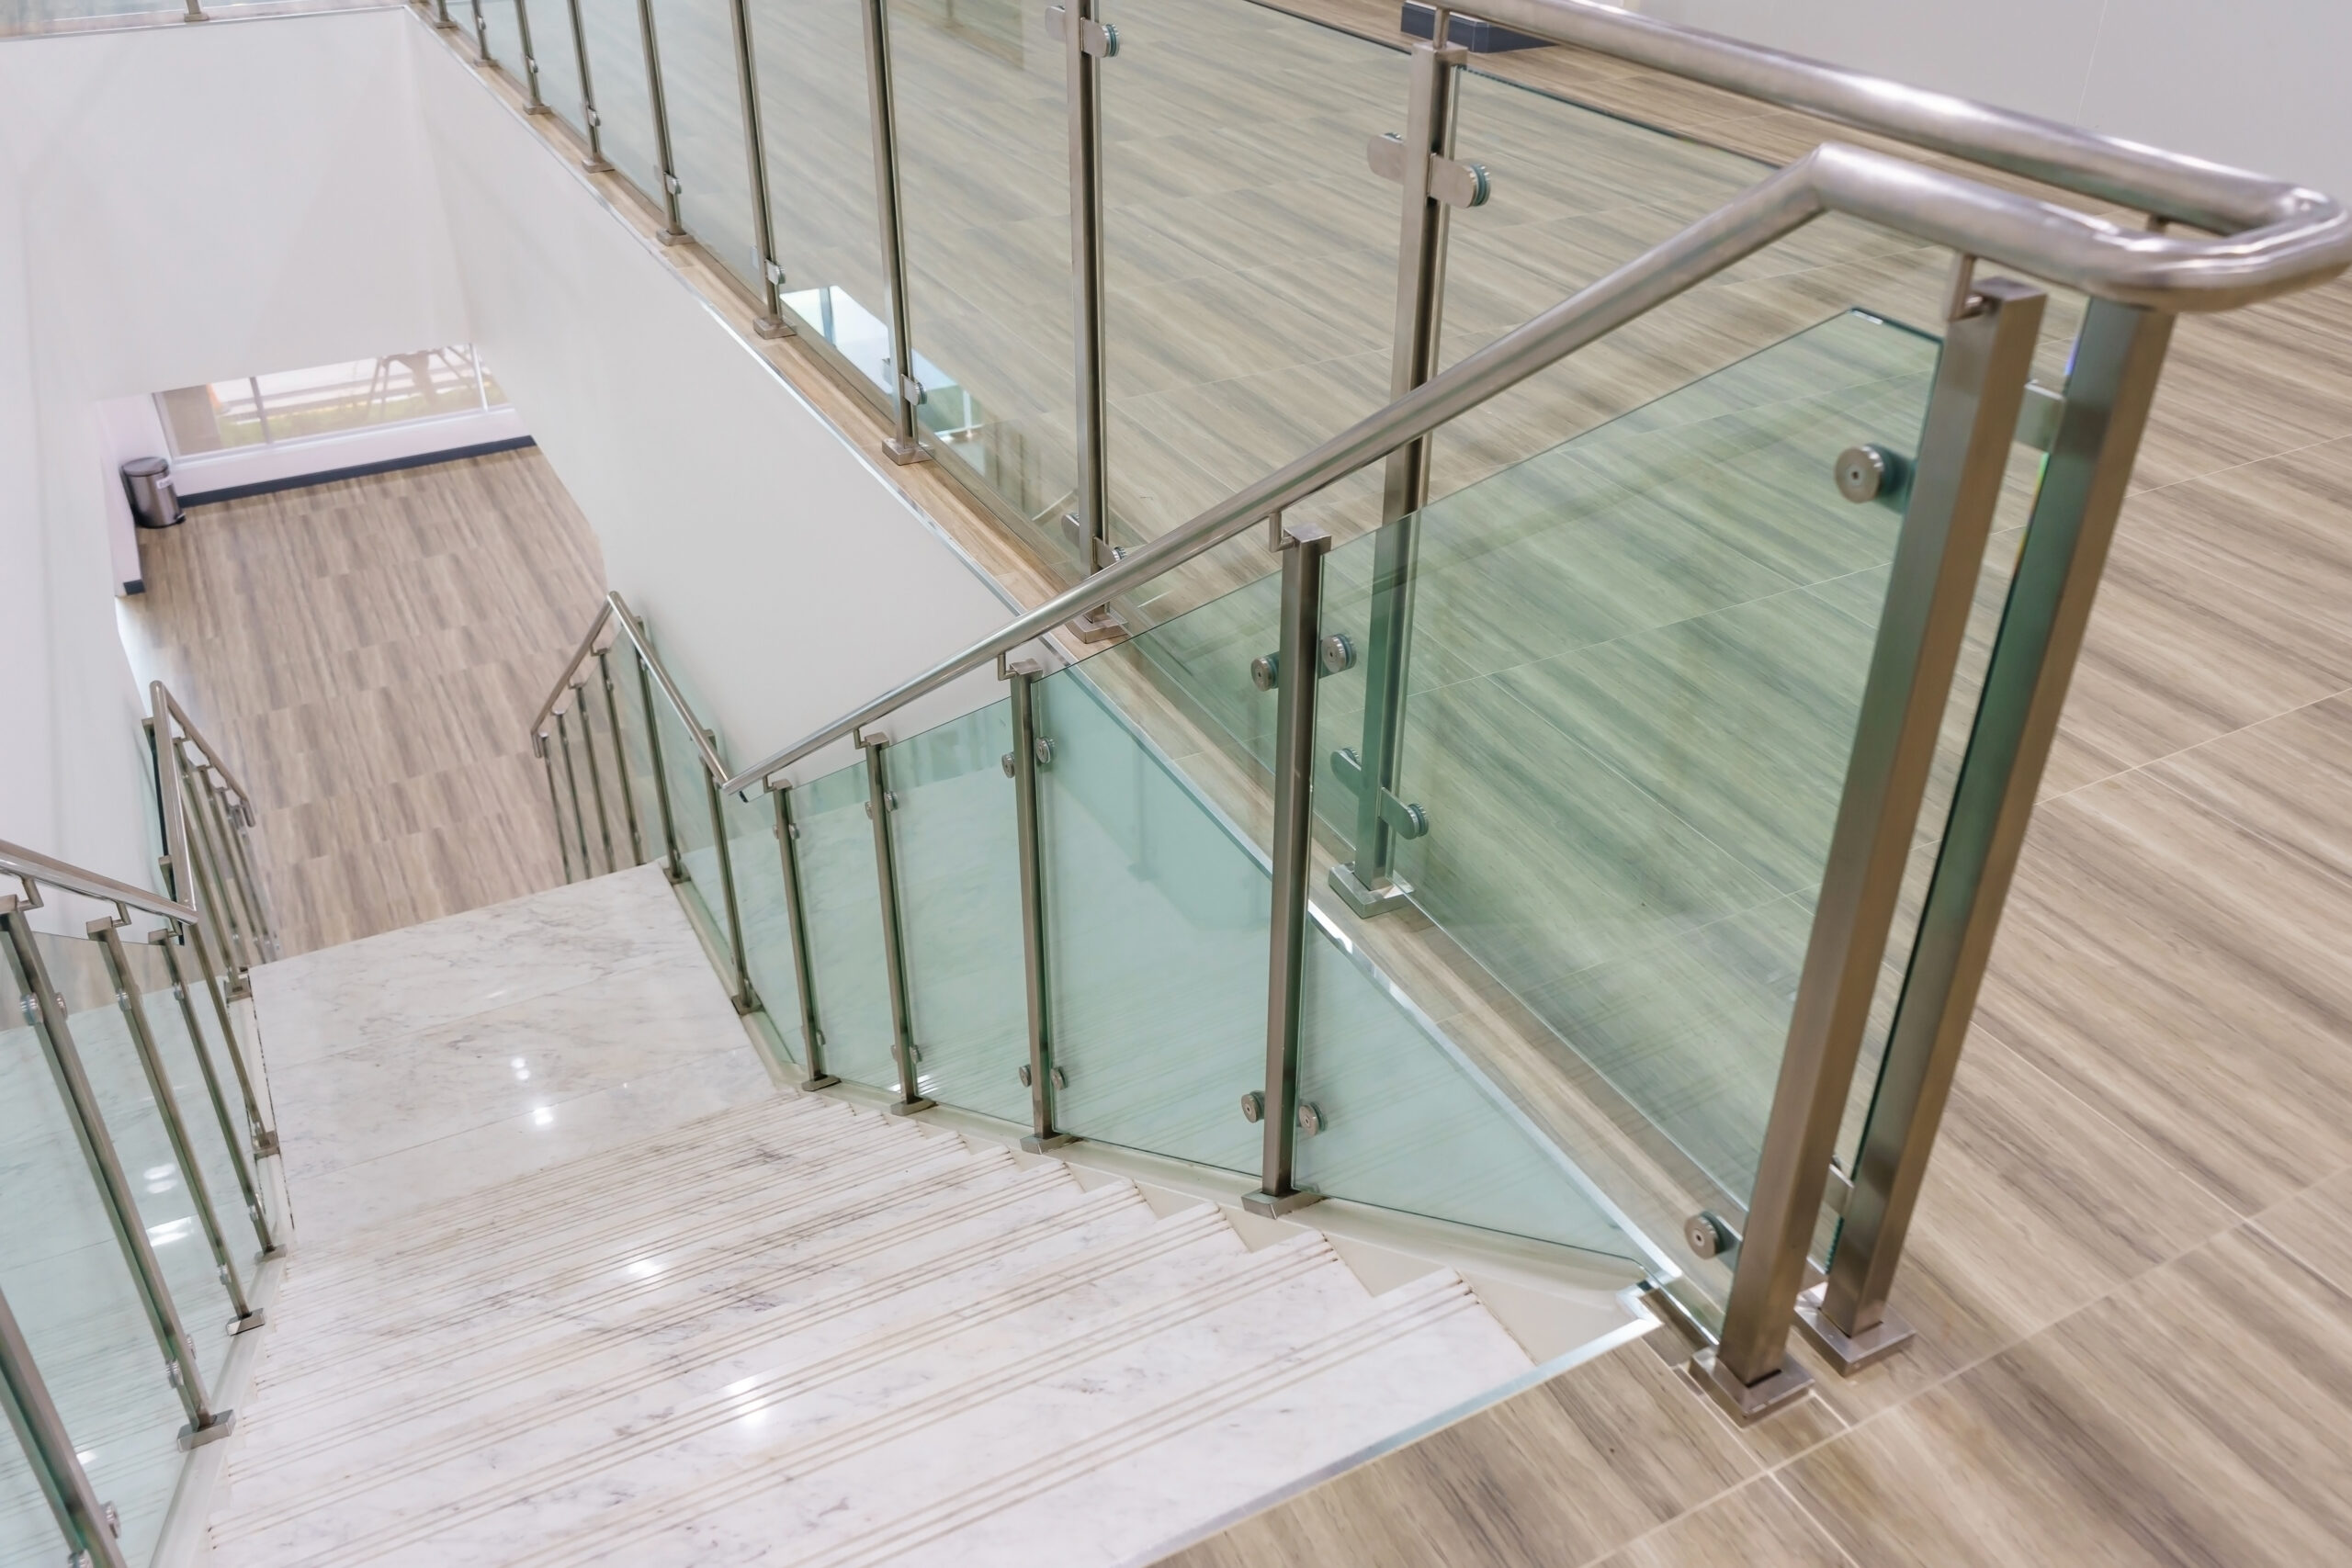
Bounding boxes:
1297 310 1946 1219
888 0 1077 567
1033 666 1267 1174
718 784 804 1066
35 933 240 1397
118 935 264 1292
650 0 763 295
649 686 724 930
888 700 1028 1122
532 0 591 138
576 0 663 197
0 1410 60 1566
789 757 899 1091
0 942 187 1565
748 0 889 389
1097 0 1409 558
480 0 523 74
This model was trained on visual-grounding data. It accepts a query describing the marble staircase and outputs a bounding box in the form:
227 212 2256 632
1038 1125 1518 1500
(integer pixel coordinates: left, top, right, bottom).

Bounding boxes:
199 864 1552 1566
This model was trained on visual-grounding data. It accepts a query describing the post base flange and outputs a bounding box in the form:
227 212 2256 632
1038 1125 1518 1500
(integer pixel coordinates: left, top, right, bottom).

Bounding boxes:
1793 1283 1917 1373
1241 1187 1324 1218
1691 1348 1814 1425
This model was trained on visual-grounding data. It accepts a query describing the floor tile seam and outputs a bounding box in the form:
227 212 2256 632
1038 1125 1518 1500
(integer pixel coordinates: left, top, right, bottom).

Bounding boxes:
238 1179 1148 1462
795 1280 1491 1568
494 1238 1363 1568
261 1048 784 1213
277 1110 910 1292
2124 428 2352 503
248 1163 1081 1412
2234 1168 2352 1292
306 1234 1340 1568
1564 1467 1833 1568
2034 678 2352 816
2130 700 2352 886
225 1197 1219 1529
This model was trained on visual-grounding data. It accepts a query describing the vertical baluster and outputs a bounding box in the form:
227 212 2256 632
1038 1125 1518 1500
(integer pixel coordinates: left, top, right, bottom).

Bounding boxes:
0 1279 130 1568
861 734 932 1113
773 787 837 1089
555 708 596 879
541 736 577 883
562 0 615 171
573 679 620 874
634 643 687 881
858 0 928 465
514 0 552 112
1006 661 1071 1149
1056 0 1113 572
634 0 689 242
598 649 649 866
702 761 759 1016
155 927 278 1258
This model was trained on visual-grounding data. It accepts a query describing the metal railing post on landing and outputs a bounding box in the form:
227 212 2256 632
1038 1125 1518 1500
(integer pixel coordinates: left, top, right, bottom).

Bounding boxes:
90 918 265 1337
861 735 933 1114
1244 523 1332 1219
433 0 458 29
858 0 929 466
155 927 279 1259
1802 296 2177 1371
181 911 277 1160
1055 0 1114 574
513 0 552 113
726 0 790 337
1699 276 2046 1424
634 0 690 243
702 766 759 1016
635 649 687 882
1005 662 1071 1151
555 708 596 880
562 0 615 172
597 649 649 866
0 1280 130 1568
540 738 577 883
470 0 492 62
574 682 620 874
0 901 233 1449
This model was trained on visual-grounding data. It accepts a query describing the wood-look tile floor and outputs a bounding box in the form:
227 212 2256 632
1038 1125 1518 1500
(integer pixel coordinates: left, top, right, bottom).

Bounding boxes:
413 13 2352 1563
119 449 608 957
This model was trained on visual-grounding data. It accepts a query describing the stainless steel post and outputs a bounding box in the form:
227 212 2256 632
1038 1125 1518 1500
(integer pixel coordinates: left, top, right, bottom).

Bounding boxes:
471 0 492 62
773 788 838 1089
1006 664 1071 1149
635 649 687 882
554 709 596 879
597 650 648 866
858 0 929 465
155 929 277 1259
183 0 206 23
202 777 270 967
563 0 615 172
727 0 790 336
91 919 263 1336
861 734 933 1112
541 740 577 882
175 746 253 984
1332 25 1465 917
216 794 277 962
433 0 458 29
1804 296 2176 1370
1702 276 2045 1422
513 0 552 112
0 902 233 1448
635 0 690 242
1058 0 1113 572
703 768 760 1016
0 1280 130 1568
1244 524 1331 1218
182 913 277 1160
573 681 620 874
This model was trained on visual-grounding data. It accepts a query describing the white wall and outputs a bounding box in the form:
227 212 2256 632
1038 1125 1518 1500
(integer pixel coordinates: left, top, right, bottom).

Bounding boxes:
409 22 1022 779
1642 0 2352 203
0 8 469 897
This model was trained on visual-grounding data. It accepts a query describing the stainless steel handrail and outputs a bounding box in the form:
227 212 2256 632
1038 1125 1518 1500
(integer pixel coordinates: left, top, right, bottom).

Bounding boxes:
1460 0 2320 237
720 138 2351 794
529 594 727 783
152 682 260 811
0 839 200 925
528 601 617 746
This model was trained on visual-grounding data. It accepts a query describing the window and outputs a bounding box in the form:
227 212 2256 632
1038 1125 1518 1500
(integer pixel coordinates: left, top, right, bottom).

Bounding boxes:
156 345 507 457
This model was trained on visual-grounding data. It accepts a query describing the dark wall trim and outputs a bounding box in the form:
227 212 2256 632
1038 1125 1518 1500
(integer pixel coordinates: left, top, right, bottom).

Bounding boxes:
178 435 537 507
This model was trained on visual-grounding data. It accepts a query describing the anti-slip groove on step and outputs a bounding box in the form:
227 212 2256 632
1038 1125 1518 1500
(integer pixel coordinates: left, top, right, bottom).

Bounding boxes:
239 1159 1078 1432
800 1277 1487 1568
229 1177 1147 1488
269 1109 944 1333
284 1095 828 1273
281 1098 895 1288
282 1231 1338 1568
217 1193 1217 1540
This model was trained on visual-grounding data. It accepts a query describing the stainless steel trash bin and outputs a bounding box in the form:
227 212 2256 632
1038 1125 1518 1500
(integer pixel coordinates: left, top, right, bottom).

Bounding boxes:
123 456 184 529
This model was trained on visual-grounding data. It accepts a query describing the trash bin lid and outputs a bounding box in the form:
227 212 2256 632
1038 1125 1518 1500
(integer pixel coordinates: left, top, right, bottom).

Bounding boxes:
123 456 170 479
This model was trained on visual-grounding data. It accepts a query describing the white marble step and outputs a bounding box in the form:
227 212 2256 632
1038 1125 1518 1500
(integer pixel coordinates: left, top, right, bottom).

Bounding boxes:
223 1169 1157 1508
242 1147 1071 1431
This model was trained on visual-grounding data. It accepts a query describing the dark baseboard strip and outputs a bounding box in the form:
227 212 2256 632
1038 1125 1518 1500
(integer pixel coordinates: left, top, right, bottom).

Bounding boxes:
178 436 537 507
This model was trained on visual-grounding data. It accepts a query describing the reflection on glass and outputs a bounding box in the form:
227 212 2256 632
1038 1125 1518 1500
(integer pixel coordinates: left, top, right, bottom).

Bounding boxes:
789 759 899 1090
888 701 1028 1122
650 0 762 292
749 0 888 382
0 939 187 1564
888 0 1076 562
155 346 503 457
576 0 663 196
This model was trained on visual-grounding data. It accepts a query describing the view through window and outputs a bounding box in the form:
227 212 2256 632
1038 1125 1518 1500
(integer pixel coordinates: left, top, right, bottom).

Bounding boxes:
156 345 507 457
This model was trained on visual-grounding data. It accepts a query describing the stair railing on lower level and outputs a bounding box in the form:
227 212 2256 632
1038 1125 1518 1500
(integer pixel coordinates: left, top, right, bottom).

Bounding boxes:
0 838 287 1568
536 84 2346 1424
148 682 281 1000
